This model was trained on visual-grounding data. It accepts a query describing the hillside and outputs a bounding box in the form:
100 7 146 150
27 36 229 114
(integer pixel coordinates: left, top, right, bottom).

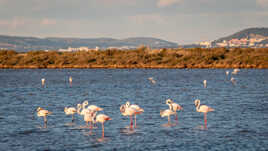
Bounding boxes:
0 35 178 52
211 27 268 48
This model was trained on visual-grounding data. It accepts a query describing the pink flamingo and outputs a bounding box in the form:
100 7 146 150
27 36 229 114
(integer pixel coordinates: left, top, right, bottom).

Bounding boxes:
36 107 52 126
95 114 111 138
125 101 144 128
160 109 176 126
64 107 77 122
194 99 214 128
166 99 183 122
120 103 142 129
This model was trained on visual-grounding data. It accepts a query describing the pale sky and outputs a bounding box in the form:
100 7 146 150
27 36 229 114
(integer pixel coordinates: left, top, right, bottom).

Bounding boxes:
0 0 268 44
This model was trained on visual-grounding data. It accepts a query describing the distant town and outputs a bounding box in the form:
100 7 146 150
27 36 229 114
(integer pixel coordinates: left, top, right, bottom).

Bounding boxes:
0 27 268 52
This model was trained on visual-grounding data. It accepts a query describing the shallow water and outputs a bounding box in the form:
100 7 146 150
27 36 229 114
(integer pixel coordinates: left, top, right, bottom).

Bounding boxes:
0 69 267 151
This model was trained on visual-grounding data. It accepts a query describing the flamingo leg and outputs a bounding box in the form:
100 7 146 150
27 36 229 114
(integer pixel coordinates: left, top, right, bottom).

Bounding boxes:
44 116 47 125
175 113 178 121
134 115 137 128
168 115 171 125
90 122 93 130
102 123 105 138
204 113 207 128
72 114 74 123
130 115 133 129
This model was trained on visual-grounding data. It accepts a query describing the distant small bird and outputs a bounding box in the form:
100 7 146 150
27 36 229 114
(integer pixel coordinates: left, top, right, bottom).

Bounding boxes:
232 69 240 75
36 107 52 125
69 76 72 85
230 77 236 84
160 109 176 125
41 78 45 86
226 70 229 75
148 77 156 84
194 99 214 128
64 107 77 122
166 99 183 122
203 80 207 88
95 114 111 138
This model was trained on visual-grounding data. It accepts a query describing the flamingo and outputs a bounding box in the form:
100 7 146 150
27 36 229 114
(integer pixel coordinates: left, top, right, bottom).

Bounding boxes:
80 101 89 115
203 80 207 88
64 107 77 122
148 77 156 84
41 78 45 86
36 107 52 125
194 99 214 128
125 101 144 128
120 103 142 129
69 76 72 84
166 99 183 121
232 68 240 74
230 77 235 84
160 109 176 125
95 114 111 138
84 109 97 130
87 104 103 128
87 105 103 112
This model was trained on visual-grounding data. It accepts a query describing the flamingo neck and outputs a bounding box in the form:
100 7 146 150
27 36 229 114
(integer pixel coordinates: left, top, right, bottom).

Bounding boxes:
196 102 200 112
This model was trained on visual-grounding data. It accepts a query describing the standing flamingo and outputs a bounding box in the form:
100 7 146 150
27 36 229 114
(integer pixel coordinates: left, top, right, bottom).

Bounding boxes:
166 99 183 122
36 107 52 126
125 101 144 128
203 80 207 88
41 78 45 86
87 104 103 128
64 107 77 122
160 109 176 126
194 99 214 128
95 114 111 138
80 101 89 115
69 76 72 85
120 103 142 129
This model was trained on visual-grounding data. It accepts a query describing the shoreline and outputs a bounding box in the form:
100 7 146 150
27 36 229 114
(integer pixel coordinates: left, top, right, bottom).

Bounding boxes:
0 64 266 69
1 48 267 69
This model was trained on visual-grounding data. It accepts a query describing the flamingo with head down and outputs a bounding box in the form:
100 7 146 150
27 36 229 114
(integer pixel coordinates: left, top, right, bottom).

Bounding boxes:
95 114 111 138
166 99 183 122
36 107 52 126
64 106 77 122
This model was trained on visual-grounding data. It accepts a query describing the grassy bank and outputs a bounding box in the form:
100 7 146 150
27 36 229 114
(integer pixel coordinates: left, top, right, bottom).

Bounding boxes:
0 47 268 69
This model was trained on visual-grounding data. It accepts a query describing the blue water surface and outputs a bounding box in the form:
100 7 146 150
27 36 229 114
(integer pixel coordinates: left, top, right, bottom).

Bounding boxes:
0 69 267 151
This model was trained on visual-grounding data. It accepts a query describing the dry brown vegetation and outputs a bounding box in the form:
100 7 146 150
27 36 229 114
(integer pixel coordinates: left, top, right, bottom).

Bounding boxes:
0 47 267 68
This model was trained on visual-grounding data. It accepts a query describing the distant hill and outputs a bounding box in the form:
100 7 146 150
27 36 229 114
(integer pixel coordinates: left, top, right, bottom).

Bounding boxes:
0 35 178 52
214 27 268 42
211 27 268 48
